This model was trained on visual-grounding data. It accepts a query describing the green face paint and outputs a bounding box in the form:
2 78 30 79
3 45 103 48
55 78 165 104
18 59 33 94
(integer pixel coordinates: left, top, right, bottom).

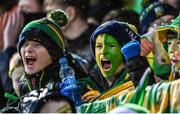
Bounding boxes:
95 34 123 79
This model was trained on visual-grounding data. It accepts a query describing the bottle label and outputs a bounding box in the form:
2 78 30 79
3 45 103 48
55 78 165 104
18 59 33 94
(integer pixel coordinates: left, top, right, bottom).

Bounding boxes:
62 76 77 89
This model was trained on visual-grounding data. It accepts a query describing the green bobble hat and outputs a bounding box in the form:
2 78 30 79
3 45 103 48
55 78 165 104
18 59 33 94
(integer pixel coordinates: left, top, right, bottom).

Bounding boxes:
17 9 68 62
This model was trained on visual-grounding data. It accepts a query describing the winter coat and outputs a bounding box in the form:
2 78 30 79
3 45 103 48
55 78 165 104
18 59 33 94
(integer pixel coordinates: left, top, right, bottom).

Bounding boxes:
19 53 90 96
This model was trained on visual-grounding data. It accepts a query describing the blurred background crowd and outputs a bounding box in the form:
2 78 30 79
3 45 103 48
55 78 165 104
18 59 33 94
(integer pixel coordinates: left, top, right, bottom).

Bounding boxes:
0 0 179 111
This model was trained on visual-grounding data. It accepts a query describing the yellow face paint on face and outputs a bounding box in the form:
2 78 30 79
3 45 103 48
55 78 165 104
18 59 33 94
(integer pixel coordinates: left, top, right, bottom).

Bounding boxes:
95 34 123 79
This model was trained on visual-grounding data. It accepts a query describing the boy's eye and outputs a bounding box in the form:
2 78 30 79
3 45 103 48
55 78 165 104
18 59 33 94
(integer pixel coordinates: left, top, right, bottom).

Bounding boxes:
109 44 116 48
34 43 41 46
96 45 102 49
23 42 29 47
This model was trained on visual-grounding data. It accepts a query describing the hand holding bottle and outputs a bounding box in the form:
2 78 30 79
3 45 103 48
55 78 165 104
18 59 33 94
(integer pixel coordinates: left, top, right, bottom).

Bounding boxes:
59 57 82 106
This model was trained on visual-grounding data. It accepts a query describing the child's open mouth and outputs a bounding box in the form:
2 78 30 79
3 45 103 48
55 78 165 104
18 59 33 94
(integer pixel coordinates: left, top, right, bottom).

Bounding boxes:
101 58 112 71
25 56 37 66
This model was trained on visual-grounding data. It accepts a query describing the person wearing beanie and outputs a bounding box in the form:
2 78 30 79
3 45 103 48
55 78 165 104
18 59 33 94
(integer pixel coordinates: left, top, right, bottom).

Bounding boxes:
79 20 180 114
17 9 89 96
73 20 155 104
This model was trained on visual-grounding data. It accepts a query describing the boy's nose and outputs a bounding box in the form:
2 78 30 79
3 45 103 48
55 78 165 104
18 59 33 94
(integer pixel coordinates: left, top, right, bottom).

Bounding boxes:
25 44 33 52
101 46 108 54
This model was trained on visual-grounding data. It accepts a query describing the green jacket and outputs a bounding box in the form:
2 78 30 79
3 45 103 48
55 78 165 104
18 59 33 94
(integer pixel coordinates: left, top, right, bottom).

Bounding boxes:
80 74 180 113
77 68 134 95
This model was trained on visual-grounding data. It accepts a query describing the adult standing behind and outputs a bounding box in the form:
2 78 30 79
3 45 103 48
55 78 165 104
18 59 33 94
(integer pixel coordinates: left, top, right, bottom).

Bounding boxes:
0 0 18 50
44 0 97 69
0 0 45 51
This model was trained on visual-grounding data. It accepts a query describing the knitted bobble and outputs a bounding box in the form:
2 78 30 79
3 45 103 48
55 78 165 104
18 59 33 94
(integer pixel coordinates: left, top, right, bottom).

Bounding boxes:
48 9 68 27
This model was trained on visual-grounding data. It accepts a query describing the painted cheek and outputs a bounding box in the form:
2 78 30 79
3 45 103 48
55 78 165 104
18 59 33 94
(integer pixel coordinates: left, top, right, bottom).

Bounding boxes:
96 56 102 70
111 50 123 70
95 50 100 63
95 51 105 76
95 46 104 66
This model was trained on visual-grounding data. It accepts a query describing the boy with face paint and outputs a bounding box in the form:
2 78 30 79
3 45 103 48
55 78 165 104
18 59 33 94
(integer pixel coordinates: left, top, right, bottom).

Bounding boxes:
95 34 124 83
78 20 155 102
79 19 180 113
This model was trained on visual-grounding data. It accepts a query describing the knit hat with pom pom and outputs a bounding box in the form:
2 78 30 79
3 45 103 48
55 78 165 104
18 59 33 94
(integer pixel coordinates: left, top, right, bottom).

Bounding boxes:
17 9 68 62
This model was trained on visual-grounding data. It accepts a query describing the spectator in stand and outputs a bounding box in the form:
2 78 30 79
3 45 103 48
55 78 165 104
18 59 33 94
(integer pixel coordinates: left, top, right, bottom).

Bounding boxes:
17 0 44 13
0 0 45 51
16 9 89 113
17 9 89 96
44 0 97 70
141 16 180 79
139 0 179 79
78 18 180 114
59 20 156 103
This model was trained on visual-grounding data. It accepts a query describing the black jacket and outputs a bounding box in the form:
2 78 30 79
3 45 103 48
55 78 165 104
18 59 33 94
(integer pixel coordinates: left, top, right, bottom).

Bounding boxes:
19 53 90 96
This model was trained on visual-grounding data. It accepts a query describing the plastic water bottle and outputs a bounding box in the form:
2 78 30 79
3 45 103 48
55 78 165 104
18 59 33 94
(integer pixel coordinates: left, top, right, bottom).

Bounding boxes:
59 57 82 108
